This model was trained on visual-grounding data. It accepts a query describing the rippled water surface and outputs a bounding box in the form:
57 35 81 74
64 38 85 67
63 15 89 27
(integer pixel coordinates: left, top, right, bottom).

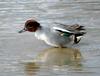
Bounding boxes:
0 0 100 76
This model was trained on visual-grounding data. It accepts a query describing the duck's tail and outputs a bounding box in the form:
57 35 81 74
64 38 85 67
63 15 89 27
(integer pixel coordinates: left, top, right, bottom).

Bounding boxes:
74 31 86 44
75 25 85 31
69 24 86 44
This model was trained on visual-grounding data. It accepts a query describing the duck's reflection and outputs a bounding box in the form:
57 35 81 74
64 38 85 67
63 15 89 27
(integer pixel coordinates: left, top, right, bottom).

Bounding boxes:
24 62 39 76
24 47 82 76
36 47 82 66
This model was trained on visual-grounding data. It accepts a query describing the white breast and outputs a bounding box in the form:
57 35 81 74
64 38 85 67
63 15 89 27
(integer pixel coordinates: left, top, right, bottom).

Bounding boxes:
35 33 47 41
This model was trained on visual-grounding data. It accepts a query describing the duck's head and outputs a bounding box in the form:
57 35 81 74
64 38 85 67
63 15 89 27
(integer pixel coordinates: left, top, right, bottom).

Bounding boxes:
19 19 41 33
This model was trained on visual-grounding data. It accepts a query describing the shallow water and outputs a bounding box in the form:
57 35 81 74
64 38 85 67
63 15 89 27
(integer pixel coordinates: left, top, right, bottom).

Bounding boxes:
0 0 100 76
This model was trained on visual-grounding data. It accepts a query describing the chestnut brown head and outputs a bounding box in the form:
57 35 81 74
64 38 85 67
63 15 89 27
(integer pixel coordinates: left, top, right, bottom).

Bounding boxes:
19 19 41 33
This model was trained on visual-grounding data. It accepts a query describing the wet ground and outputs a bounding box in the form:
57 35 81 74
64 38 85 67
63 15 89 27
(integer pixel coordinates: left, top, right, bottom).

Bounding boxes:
0 0 100 76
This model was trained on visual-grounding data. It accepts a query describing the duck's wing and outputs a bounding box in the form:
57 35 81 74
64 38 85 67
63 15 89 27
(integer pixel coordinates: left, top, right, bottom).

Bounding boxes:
53 22 86 44
52 26 74 37
53 26 73 33
54 22 85 31
68 24 85 31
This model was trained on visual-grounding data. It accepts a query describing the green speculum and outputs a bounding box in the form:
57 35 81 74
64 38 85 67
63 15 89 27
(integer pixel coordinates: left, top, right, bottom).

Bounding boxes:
61 32 72 37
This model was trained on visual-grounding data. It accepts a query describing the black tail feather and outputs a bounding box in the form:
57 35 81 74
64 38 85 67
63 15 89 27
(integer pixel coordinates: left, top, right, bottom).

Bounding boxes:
74 35 81 44
74 32 86 44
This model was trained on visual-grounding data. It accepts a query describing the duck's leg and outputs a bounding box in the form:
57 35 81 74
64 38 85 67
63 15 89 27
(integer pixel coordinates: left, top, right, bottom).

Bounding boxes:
58 45 67 48
53 44 67 48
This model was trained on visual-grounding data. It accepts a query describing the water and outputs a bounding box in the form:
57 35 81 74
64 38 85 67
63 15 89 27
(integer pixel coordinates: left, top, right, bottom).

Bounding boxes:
0 0 100 76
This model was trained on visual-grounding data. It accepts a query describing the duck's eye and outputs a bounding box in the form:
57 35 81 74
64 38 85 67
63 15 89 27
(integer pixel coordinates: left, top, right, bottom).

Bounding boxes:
27 25 33 28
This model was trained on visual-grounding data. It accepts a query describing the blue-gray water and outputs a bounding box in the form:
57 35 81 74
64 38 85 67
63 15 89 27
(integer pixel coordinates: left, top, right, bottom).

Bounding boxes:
0 0 100 76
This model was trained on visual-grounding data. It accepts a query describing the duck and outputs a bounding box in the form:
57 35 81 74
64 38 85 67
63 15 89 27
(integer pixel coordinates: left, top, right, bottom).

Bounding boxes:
19 19 86 48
